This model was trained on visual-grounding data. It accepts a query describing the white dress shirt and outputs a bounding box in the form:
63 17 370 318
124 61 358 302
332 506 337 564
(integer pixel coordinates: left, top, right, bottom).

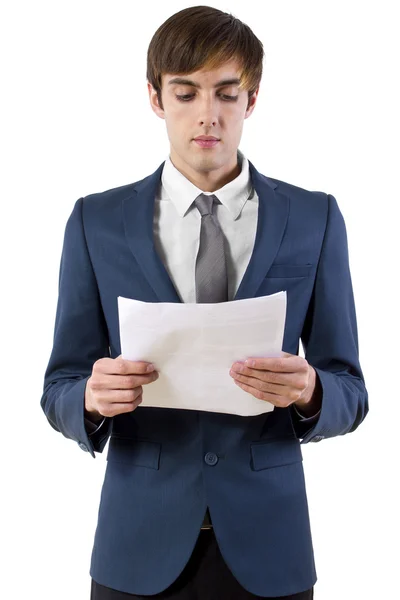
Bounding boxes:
85 149 320 435
154 149 257 303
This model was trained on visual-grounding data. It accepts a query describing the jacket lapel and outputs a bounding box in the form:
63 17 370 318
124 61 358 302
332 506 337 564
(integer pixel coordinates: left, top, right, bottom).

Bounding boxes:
233 160 289 300
123 159 289 303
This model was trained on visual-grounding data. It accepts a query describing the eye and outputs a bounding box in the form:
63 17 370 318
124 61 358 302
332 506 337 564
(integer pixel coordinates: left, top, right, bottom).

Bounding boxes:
175 94 194 102
175 94 238 102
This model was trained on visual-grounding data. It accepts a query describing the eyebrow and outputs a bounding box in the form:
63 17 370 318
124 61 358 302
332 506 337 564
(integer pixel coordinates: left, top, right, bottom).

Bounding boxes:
167 77 241 89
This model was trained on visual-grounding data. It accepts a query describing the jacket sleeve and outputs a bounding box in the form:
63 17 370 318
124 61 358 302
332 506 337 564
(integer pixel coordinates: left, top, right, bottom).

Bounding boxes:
40 197 112 458
290 193 369 444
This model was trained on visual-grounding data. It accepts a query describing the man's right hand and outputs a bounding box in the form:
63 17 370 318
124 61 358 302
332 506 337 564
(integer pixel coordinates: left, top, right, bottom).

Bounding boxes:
84 355 159 422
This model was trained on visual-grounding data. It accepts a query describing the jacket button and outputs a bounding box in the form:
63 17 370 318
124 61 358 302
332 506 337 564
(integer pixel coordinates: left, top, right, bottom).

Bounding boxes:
78 442 89 452
312 435 325 442
204 452 218 466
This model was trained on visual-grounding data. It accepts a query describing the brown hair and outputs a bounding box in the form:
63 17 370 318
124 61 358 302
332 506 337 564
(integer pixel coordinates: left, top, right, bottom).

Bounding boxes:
146 6 265 111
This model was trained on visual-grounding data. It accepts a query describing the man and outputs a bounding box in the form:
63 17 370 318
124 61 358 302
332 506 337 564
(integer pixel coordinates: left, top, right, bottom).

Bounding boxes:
41 6 369 600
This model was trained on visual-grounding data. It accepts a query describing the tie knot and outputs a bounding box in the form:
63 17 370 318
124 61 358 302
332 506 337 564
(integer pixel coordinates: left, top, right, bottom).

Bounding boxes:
194 193 218 217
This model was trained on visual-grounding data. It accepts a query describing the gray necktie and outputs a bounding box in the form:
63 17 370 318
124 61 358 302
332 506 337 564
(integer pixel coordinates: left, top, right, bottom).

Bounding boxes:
194 193 229 303
194 193 228 529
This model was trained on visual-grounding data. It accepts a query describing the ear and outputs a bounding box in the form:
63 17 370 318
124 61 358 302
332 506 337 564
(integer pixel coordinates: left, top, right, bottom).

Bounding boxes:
148 82 165 120
244 87 260 119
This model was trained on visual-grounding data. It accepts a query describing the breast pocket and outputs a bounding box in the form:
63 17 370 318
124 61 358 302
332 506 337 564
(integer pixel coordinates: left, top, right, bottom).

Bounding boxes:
107 436 162 469
266 264 314 278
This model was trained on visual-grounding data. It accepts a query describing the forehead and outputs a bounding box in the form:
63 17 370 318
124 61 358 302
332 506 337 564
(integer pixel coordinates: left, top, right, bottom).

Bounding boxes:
164 59 242 88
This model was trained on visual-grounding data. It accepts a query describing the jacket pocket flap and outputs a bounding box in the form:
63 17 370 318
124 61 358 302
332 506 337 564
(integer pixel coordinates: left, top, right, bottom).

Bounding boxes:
250 438 303 470
107 437 161 469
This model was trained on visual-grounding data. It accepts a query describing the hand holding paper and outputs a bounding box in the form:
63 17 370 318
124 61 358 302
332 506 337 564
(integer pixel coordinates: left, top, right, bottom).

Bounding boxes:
230 352 317 410
118 291 287 416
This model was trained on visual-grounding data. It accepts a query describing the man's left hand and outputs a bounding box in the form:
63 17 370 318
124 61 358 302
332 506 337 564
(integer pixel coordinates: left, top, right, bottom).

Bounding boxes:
229 352 321 416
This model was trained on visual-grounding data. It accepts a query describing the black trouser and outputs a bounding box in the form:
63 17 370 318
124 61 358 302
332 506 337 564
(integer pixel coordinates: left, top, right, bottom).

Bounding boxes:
91 529 314 600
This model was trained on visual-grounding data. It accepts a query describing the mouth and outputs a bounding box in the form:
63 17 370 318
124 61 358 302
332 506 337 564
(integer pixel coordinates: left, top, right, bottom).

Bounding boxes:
193 138 220 148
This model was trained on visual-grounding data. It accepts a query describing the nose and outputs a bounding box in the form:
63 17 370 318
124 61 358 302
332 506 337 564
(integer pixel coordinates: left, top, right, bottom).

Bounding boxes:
198 96 219 127
200 119 217 127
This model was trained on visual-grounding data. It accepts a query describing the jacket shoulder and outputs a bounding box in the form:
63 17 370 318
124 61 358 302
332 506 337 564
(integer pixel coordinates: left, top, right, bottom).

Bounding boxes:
80 177 144 207
266 175 328 202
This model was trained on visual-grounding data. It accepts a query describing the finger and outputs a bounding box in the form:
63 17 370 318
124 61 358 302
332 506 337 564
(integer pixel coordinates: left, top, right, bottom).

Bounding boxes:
110 401 143 415
233 379 282 402
100 397 143 417
232 372 288 395
231 366 296 385
96 388 143 404
91 371 158 391
244 355 305 373
95 357 155 375
233 380 291 407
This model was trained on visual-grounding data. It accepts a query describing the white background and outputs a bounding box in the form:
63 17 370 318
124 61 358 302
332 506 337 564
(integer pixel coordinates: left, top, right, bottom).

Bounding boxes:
1 1 399 598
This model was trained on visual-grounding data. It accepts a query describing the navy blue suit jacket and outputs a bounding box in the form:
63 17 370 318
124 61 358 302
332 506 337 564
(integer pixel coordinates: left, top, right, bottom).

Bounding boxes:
41 159 368 597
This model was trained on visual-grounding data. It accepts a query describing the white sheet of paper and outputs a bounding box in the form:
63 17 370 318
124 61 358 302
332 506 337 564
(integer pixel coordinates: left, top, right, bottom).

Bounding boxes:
117 291 287 416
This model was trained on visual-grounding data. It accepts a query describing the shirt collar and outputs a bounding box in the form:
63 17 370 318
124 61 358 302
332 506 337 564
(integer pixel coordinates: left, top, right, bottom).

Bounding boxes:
160 148 254 220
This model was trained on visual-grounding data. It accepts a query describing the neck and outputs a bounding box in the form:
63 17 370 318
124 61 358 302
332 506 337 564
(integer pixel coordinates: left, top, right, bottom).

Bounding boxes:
169 150 241 192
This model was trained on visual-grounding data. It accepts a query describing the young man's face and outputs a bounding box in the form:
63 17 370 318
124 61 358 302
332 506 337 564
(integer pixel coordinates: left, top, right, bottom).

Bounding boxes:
148 58 259 188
